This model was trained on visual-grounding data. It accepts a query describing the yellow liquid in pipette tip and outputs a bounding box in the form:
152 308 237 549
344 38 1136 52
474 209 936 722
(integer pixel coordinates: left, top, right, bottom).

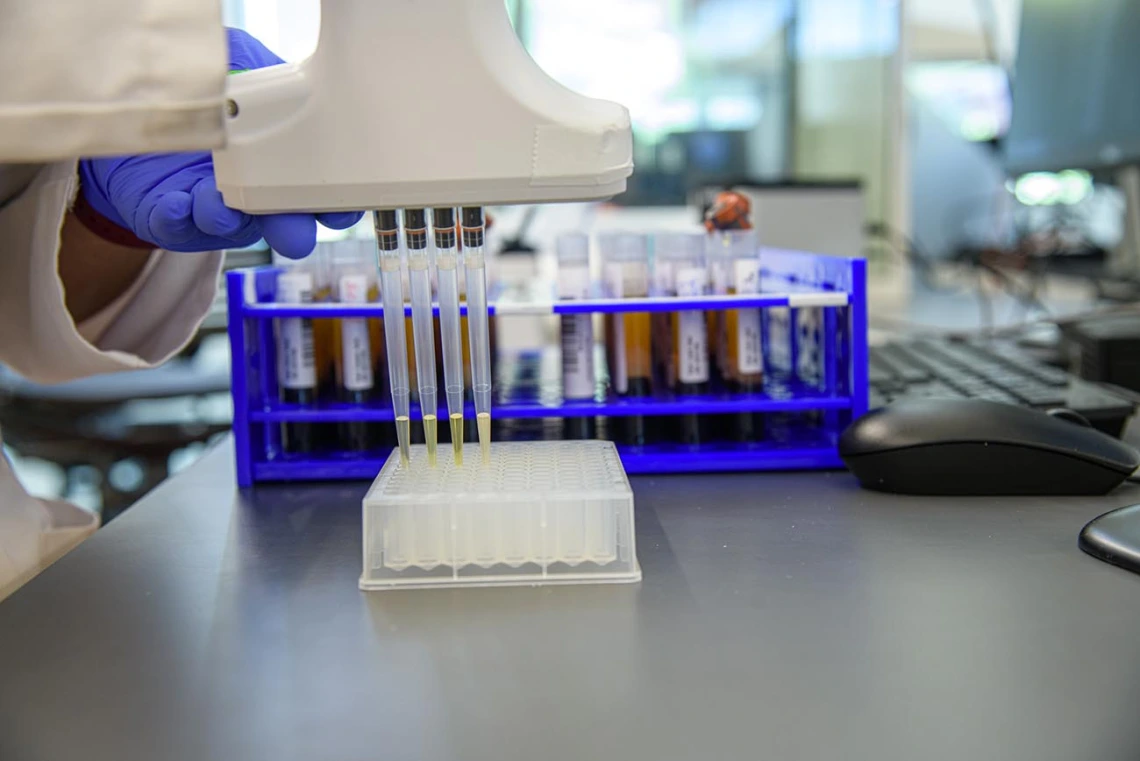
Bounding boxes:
395 415 411 467
450 413 464 466
423 414 438 466
477 412 491 465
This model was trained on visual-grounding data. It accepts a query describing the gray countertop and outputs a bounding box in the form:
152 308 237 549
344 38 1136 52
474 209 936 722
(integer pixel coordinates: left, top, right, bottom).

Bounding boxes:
3 439 1140 761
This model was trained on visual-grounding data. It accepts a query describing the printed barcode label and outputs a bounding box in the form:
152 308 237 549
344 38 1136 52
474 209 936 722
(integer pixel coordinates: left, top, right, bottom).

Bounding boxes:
280 318 316 389
561 314 594 399
738 309 763 375
277 271 317 389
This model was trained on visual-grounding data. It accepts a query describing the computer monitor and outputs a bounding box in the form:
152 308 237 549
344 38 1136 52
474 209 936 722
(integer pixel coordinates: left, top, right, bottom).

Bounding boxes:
1005 0 1140 176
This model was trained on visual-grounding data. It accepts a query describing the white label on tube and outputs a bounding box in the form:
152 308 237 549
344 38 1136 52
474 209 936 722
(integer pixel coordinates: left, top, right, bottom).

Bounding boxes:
562 315 595 399
559 264 594 399
339 274 374 392
675 266 709 384
277 271 316 390
733 259 763 375
737 310 763 375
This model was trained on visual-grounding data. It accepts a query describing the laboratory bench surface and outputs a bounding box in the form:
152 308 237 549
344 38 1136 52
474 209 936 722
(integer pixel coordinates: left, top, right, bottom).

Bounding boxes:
3 439 1140 761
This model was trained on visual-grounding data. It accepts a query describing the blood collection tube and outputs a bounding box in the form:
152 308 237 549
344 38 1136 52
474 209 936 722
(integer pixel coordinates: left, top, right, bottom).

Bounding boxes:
275 262 319 454
332 240 381 452
310 243 339 402
655 232 709 447
721 230 764 441
705 236 729 381
556 232 596 440
651 237 676 393
704 190 754 384
599 232 654 447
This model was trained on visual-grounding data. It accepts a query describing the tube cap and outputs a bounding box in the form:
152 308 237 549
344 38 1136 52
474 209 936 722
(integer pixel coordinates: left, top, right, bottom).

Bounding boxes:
597 231 648 262
708 229 759 259
654 232 705 264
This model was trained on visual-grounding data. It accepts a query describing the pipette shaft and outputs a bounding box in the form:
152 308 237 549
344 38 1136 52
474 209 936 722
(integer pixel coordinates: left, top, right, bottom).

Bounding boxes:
404 209 439 465
373 210 412 466
461 207 493 463
434 208 466 465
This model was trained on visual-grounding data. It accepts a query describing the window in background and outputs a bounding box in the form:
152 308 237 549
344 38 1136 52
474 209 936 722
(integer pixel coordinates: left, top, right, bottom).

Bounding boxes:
794 0 901 226
908 61 1010 144
524 0 792 203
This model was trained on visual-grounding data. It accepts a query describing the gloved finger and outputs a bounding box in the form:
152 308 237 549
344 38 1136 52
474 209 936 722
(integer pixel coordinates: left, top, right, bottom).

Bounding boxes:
258 213 318 259
191 177 256 239
316 211 364 230
144 192 199 248
227 28 285 71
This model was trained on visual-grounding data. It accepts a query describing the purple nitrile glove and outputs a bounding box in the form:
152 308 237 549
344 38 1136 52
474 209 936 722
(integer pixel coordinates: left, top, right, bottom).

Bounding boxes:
79 28 361 259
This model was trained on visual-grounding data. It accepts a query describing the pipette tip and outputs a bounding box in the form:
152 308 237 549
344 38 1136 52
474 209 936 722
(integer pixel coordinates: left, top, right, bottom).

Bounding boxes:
450 413 464 466
395 415 411 467
477 412 491 465
423 414 438 466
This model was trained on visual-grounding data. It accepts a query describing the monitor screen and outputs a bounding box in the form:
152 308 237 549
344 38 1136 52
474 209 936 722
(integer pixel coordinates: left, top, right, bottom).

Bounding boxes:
1005 0 1140 175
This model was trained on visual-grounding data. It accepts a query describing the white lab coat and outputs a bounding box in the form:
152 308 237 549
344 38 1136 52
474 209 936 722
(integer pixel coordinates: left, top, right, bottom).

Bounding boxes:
0 1 229 601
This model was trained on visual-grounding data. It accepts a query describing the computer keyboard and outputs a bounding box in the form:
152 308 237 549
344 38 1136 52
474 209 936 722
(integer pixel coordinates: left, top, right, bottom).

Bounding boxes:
870 338 1136 436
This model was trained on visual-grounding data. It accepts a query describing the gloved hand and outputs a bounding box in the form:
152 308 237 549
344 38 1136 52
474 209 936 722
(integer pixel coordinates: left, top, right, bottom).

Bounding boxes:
78 28 361 259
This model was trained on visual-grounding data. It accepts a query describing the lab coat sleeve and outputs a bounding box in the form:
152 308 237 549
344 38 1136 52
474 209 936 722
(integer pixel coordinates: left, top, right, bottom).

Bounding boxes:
0 161 223 383
0 1 227 162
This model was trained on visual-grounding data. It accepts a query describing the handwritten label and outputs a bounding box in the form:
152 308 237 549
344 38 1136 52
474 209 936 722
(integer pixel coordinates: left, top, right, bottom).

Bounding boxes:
338 274 374 391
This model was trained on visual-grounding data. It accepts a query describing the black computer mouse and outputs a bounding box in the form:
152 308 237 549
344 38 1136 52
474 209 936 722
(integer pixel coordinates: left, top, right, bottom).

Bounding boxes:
839 399 1140 496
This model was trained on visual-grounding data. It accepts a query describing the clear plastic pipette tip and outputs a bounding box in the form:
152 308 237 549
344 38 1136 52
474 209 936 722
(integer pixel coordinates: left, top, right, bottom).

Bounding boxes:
461 207 493 465
405 208 439 466
395 415 411 467
434 207 466 466
450 412 464 466
373 209 413 468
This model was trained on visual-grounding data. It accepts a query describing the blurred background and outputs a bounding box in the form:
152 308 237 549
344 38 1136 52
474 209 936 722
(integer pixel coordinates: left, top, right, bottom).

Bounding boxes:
7 0 1137 518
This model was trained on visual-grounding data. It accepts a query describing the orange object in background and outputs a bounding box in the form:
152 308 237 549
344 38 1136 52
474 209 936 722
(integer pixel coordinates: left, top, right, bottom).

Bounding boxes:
704 190 753 233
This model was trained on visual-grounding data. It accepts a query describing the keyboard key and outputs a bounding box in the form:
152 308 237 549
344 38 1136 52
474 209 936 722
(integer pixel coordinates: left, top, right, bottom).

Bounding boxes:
871 338 1136 437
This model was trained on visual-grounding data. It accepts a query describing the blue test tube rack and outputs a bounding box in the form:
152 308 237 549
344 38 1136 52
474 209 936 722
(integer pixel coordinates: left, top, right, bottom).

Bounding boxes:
226 248 868 486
